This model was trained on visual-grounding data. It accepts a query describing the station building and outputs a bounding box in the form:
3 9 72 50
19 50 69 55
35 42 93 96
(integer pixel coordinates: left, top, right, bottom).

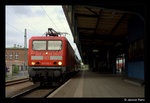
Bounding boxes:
5 47 28 75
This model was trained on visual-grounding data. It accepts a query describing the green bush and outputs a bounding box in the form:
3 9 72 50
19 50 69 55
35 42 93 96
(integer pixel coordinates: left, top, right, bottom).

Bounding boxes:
13 65 19 74
5 73 8 78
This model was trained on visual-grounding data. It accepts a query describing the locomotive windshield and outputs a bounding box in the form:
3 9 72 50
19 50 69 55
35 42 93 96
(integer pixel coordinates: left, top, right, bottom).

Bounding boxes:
48 40 62 50
32 41 46 50
32 40 62 50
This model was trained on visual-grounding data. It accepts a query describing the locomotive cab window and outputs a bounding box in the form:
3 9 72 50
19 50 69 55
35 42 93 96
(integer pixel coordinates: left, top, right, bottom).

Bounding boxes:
32 41 46 50
48 40 62 50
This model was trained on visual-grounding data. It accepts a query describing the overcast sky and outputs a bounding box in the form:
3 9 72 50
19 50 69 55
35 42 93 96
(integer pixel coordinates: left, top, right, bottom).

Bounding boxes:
5 5 81 60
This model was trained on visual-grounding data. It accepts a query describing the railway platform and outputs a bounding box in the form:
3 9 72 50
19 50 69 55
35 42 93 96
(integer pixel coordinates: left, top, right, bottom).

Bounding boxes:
48 69 144 98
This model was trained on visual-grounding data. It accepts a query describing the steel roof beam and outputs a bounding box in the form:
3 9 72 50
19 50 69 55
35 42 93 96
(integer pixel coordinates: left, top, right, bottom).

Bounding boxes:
78 27 95 31
84 7 99 16
76 13 99 18
109 13 128 35
81 45 112 52
80 34 126 42
83 5 142 15
94 9 103 35
81 44 111 49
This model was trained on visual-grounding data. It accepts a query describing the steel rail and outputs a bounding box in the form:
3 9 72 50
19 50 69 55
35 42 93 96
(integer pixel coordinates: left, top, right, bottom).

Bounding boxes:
11 85 40 98
6 78 29 86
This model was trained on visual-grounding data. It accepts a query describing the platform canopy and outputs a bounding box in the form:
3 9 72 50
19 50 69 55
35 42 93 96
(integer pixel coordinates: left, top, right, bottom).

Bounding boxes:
63 5 144 63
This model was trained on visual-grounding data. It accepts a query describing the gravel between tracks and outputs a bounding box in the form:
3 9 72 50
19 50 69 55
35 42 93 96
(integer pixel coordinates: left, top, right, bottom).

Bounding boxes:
5 81 38 97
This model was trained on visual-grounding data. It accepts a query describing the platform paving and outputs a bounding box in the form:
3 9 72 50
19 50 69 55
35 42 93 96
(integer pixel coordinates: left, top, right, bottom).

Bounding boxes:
48 69 144 98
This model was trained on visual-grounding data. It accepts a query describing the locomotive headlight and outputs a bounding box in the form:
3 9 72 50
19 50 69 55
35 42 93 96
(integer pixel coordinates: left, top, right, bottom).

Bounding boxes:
31 62 35 65
58 61 62 65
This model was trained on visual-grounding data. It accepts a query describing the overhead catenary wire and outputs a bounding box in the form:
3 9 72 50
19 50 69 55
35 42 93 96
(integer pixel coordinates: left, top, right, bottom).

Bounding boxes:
56 6 66 32
7 7 42 35
6 23 24 34
40 6 59 32
61 7 70 33
7 6 66 36
6 23 24 47
6 23 34 37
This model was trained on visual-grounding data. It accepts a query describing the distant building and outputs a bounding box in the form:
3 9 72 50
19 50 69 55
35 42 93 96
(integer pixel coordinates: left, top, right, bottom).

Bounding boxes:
5 47 28 74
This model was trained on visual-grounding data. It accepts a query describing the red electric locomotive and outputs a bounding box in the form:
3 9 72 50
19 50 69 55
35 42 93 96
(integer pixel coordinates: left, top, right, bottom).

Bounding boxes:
28 28 80 85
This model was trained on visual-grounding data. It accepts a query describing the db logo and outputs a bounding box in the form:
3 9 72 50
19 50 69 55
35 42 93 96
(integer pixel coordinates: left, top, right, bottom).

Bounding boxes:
44 56 50 60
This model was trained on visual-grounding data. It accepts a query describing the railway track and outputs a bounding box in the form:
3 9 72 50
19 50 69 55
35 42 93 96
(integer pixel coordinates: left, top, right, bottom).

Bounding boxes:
6 78 29 86
10 77 71 98
8 72 77 98
11 84 40 98
11 83 61 98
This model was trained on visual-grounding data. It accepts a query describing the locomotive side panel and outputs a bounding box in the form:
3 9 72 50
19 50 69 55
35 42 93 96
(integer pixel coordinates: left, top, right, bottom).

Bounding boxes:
65 41 76 73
